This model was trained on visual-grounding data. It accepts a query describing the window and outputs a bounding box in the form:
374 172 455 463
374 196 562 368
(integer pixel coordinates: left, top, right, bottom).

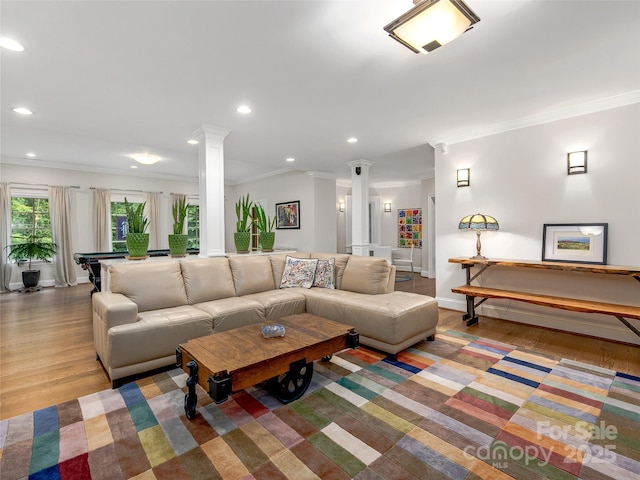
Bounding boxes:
186 204 199 249
11 196 52 245
110 200 143 252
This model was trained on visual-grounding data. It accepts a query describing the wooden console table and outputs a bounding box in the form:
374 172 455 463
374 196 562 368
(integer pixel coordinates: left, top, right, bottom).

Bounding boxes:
448 257 640 337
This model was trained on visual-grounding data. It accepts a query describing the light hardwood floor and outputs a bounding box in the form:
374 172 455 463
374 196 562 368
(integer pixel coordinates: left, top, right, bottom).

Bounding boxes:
1 275 638 420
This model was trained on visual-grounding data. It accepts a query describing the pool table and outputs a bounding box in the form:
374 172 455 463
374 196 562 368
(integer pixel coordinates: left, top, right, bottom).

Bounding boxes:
74 249 199 294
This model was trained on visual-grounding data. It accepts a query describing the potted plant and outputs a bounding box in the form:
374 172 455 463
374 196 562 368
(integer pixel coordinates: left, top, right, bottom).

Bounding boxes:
254 204 276 252
5 232 57 291
234 194 253 253
169 197 190 257
124 197 149 259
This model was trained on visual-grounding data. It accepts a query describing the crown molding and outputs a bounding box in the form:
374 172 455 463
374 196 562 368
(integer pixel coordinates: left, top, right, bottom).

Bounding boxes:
224 168 294 186
0 156 198 183
429 90 640 147
306 171 337 179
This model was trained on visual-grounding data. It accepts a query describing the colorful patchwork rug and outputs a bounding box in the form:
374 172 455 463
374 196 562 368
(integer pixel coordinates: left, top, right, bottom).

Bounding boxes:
1 330 639 480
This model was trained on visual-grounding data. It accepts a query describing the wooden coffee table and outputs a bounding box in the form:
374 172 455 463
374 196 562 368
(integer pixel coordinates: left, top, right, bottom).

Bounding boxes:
175 313 359 419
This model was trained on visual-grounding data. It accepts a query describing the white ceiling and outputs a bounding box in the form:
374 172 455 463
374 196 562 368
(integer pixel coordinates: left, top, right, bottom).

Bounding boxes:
1 0 639 187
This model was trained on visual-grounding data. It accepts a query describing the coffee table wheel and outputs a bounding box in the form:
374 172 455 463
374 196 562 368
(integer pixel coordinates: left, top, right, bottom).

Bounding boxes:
322 355 332 361
268 360 314 404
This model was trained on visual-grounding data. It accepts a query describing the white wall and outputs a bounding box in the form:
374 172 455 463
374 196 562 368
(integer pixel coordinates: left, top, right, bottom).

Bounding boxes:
1 163 198 288
435 103 640 344
225 171 338 254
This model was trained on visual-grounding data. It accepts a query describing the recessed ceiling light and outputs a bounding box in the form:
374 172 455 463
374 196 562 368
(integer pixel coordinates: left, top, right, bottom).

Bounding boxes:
286 157 295 162
237 105 252 114
131 153 160 165
130 165 138 169
187 139 199 145
25 152 37 158
347 137 358 143
0 37 25 52
13 107 33 115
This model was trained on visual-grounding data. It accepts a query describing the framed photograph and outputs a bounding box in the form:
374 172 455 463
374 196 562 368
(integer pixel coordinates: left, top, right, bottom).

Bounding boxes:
542 223 608 264
276 201 300 229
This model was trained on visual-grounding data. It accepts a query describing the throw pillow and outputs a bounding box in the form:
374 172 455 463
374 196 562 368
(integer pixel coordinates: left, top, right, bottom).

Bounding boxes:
312 258 335 289
280 256 319 289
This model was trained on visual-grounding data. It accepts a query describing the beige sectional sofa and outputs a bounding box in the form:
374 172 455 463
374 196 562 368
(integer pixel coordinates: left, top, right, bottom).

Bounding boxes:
92 252 439 386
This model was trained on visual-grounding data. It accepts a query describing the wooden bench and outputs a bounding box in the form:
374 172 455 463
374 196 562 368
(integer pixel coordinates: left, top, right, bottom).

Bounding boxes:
451 285 640 337
449 257 640 338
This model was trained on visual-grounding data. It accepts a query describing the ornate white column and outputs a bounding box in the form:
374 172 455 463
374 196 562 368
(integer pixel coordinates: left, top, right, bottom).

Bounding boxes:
191 124 231 257
347 159 374 256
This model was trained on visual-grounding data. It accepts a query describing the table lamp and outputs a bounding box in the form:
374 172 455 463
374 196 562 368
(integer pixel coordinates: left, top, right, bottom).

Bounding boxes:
458 213 499 259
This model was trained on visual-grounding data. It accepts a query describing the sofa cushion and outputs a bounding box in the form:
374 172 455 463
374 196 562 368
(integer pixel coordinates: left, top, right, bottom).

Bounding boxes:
243 290 307 321
311 253 350 289
302 289 438 345
109 261 188 312
341 256 390 294
280 256 318 288
194 297 266 333
229 255 275 296
181 257 236 304
312 258 335 289
109 305 213 368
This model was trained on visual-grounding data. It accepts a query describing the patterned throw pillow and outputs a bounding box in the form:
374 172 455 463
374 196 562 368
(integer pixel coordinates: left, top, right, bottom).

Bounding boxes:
312 258 335 289
280 256 319 289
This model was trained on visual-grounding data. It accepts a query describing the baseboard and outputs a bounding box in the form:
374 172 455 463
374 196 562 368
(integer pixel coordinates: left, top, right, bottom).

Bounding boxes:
8 276 90 292
436 297 640 346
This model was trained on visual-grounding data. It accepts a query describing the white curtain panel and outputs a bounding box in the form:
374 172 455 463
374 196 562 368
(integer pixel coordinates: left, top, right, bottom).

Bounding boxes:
49 186 77 287
0 183 12 291
93 188 111 251
170 194 187 234
145 191 161 250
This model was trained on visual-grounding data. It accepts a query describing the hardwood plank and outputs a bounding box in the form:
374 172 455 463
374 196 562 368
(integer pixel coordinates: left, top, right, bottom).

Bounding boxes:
452 285 640 319
448 257 640 277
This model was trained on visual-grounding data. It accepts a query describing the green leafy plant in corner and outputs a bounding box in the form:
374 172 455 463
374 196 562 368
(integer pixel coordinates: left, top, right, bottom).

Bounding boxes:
235 194 253 232
172 197 190 235
5 232 57 270
124 197 148 234
254 204 276 233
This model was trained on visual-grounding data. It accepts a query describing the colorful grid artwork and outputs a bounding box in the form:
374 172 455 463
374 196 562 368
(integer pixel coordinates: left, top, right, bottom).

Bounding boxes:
1 331 639 479
398 208 422 247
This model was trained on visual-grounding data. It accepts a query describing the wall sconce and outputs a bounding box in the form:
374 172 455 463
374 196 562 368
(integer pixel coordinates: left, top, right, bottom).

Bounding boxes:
457 168 470 187
339 202 345 212
384 202 392 212
567 151 587 175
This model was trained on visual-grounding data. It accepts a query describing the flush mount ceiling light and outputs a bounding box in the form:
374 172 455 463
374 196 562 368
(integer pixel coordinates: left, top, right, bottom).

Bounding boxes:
237 105 252 114
347 137 358 143
384 0 480 54
0 37 25 52
13 107 33 115
25 152 37 158
187 139 198 145
131 153 160 165
286 157 295 163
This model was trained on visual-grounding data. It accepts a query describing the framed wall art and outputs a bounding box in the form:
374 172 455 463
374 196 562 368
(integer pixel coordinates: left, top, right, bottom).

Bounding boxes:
542 223 608 264
398 208 422 247
276 201 300 229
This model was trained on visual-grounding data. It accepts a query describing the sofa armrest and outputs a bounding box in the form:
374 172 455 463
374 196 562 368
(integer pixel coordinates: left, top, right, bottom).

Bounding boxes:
92 292 139 329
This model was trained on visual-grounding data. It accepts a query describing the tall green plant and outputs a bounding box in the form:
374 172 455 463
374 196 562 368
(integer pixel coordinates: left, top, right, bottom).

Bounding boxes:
5 232 57 270
172 197 190 235
254 204 276 233
235 194 253 232
124 197 148 234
